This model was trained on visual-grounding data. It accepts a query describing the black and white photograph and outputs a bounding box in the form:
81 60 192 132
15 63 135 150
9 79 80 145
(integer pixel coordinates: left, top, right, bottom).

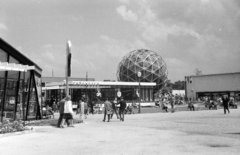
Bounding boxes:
0 0 240 154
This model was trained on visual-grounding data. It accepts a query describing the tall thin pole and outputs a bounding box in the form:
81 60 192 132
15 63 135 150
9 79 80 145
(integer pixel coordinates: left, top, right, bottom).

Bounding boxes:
66 40 71 96
138 77 141 113
137 71 142 113
86 72 88 102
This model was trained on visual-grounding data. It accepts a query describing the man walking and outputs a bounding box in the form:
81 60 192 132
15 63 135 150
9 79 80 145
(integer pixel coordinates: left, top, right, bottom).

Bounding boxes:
111 98 119 119
118 97 126 122
222 95 230 114
103 98 112 122
57 98 70 127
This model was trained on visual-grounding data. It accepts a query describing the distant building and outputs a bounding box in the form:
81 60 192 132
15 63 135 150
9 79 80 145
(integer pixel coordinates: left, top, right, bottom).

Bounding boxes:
42 80 156 104
185 72 240 100
172 90 185 96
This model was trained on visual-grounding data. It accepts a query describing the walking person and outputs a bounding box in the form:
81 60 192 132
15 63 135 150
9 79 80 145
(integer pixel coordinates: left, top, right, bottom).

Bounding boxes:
57 98 70 128
222 95 230 114
111 98 119 119
60 96 74 128
169 95 175 113
162 97 168 112
77 98 85 121
89 99 95 115
118 97 126 122
52 102 57 113
103 98 113 122
84 100 88 119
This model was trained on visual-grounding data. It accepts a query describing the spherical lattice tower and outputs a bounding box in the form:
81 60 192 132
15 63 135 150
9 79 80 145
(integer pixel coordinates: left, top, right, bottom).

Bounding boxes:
117 49 168 91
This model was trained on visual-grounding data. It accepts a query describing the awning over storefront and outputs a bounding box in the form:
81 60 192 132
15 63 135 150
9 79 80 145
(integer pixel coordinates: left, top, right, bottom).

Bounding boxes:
0 61 35 72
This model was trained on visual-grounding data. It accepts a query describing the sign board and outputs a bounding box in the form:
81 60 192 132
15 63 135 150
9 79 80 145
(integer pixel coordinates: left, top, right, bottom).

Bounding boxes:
117 91 121 97
9 97 15 104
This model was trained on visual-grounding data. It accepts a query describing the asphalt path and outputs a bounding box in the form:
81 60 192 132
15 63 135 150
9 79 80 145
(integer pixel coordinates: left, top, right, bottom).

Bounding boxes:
0 108 240 155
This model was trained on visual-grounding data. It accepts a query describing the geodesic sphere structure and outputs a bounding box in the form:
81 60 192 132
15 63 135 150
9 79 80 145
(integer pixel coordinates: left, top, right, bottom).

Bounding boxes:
117 49 168 91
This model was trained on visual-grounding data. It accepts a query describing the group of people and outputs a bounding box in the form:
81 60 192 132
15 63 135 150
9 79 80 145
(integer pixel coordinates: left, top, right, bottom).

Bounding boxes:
55 93 236 128
155 93 238 115
102 97 126 122
57 95 75 128
157 95 176 113
56 94 127 128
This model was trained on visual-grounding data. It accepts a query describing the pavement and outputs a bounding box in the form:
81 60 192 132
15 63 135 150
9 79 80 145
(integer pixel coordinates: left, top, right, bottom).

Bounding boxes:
0 108 240 155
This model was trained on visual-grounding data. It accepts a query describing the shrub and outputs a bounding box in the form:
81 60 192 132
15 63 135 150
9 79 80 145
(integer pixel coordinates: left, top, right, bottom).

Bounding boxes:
0 120 32 134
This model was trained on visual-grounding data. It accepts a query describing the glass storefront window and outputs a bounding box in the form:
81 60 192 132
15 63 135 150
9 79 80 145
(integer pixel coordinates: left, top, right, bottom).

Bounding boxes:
0 79 6 118
9 56 20 64
26 72 38 120
0 71 5 78
3 78 18 120
17 71 30 120
0 49 7 78
35 74 42 117
121 88 134 102
1 67 19 121
8 56 20 79
0 49 8 62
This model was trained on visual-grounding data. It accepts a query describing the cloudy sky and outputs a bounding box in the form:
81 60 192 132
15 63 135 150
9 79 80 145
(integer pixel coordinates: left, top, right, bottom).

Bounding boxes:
1 0 240 82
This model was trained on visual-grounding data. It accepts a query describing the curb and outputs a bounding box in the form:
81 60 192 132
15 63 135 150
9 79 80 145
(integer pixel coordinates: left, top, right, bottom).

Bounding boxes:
0 129 35 138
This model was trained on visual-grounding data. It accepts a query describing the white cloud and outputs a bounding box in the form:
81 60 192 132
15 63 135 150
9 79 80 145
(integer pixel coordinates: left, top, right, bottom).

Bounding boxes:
116 0 240 81
100 35 111 42
0 23 8 31
116 5 138 22
0 23 8 37
116 1 202 43
71 15 84 22
41 44 55 61
119 0 130 4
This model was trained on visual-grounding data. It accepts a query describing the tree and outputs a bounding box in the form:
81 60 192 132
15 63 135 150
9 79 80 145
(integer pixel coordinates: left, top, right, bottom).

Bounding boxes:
195 68 202 75
161 80 172 95
172 80 184 90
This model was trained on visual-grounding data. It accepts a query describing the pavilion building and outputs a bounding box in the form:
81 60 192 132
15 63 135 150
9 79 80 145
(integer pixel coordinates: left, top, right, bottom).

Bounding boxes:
0 38 42 122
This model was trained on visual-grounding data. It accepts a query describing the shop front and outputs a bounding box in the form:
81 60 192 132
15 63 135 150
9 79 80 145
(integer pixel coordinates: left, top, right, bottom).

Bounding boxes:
43 81 156 105
0 38 42 122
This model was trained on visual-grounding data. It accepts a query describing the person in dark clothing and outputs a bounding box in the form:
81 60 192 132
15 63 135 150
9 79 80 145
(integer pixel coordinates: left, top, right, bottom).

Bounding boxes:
89 99 95 115
118 97 126 121
188 98 195 111
57 98 70 127
222 95 230 114
169 96 175 113
111 98 119 119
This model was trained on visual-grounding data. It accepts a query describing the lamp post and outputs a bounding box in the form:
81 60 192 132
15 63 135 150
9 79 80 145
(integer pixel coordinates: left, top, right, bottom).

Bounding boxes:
191 89 194 100
66 40 71 96
137 71 141 113
86 72 88 102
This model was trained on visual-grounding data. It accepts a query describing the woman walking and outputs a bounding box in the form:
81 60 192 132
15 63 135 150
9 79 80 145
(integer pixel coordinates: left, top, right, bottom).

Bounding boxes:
60 96 74 128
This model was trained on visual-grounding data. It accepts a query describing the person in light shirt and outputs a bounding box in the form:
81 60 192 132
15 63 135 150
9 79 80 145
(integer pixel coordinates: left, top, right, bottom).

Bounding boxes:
60 96 74 128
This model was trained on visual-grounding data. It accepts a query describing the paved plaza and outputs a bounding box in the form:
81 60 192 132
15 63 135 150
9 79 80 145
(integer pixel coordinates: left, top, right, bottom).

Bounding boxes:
0 108 240 155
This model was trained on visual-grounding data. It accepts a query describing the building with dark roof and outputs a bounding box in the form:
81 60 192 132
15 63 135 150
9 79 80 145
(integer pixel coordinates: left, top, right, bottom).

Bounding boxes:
0 38 42 122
